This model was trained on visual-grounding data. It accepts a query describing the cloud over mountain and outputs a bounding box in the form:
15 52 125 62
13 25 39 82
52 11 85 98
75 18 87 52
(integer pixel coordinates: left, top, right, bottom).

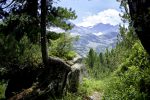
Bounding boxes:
77 9 122 27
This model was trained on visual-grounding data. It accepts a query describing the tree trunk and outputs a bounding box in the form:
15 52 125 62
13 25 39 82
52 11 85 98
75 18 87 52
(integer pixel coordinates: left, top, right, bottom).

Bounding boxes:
41 0 48 65
26 0 38 17
127 0 150 55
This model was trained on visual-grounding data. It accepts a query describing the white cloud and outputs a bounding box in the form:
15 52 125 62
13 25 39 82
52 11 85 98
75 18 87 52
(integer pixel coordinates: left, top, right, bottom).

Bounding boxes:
77 9 122 27
46 27 65 33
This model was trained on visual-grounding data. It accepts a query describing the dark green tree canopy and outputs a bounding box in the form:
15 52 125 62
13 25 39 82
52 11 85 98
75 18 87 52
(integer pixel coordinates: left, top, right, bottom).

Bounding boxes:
0 0 77 42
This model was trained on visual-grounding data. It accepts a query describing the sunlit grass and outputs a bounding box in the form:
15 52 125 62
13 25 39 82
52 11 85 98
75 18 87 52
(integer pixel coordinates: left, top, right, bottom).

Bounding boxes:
63 77 105 100
0 82 6 99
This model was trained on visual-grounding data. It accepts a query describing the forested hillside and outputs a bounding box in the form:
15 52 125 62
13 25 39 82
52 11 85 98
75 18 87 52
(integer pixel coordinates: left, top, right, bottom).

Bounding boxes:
64 0 150 99
0 0 150 100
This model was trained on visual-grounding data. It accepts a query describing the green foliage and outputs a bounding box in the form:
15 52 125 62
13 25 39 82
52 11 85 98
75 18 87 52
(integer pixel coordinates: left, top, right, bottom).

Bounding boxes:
102 42 150 100
84 17 139 79
86 48 96 68
0 34 42 77
85 42 130 79
83 4 150 98
49 33 77 60
0 0 78 99
0 14 40 43
63 78 104 100
47 32 62 40
66 51 77 60
0 81 6 99
48 7 77 31
79 78 104 95
80 42 150 100
85 48 111 79
17 36 42 66
84 38 150 100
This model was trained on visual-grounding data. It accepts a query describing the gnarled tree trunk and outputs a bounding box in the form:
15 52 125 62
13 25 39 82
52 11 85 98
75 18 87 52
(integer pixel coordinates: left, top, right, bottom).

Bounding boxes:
128 0 150 55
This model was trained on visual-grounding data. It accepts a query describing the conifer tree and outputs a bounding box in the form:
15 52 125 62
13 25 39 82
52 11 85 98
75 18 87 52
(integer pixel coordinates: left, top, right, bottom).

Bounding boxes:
0 0 77 65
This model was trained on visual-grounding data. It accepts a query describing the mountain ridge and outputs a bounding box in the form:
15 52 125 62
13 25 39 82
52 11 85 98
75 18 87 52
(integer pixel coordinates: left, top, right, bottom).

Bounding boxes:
70 23 119 56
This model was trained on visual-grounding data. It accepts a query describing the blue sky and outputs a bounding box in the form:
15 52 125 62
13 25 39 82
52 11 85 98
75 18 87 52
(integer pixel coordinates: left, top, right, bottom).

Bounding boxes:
55 0 122 27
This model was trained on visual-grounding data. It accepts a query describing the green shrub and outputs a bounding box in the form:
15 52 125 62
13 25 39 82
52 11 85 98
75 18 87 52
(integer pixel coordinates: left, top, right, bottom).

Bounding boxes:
0 34 42 81
49 33 78 60
102 42 150 100
65 51 76 60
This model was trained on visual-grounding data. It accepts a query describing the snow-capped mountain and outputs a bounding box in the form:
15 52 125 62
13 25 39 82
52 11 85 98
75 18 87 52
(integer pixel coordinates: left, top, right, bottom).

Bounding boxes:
70 23 119 56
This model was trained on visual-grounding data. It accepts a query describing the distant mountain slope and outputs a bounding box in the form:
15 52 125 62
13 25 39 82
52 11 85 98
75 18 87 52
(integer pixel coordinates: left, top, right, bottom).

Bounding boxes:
70 23 119 56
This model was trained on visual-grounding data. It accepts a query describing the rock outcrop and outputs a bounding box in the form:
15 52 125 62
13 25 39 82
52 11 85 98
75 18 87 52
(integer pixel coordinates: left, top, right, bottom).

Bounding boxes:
7 54 86 100
67 54 86 92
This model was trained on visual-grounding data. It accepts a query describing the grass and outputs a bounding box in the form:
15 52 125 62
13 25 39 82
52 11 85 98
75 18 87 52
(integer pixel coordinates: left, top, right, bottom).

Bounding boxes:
63 77 105 100
0 81 6 100
79 78 104 95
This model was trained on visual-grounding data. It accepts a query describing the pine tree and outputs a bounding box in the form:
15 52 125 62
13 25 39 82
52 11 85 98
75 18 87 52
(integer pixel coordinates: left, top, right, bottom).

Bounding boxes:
87 48 96 68
0 0 77 65
99 52 104 65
